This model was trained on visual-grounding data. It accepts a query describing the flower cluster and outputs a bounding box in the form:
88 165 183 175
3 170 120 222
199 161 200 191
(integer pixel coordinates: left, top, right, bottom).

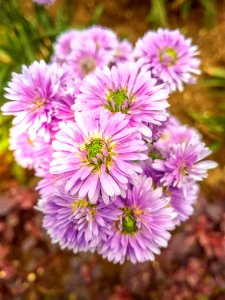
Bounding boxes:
1 26 217 264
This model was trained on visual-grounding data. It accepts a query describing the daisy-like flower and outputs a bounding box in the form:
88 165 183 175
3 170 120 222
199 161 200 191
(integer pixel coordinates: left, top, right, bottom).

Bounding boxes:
113 40 134 64
50 111 148 204
153 140 217 188
134 28 201 92
52 30 82 64
82 26 119 53
169 181 199 224
38 189 117 252
9 125 51 170
2 60 65 142
33 0 55 5
155 116 201 155
73 62 169 138
67 41 113 79
52 26 119 80
99 176 176 264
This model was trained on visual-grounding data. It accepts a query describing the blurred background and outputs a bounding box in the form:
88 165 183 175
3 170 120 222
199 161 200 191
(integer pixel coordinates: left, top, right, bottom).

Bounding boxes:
0 0 225 299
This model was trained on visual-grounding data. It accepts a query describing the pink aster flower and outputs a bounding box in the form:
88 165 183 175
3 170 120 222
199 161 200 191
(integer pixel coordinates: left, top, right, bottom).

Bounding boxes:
170 181 199 224
9 125 50 170
50 111 148 204
155 116 201 155
67 41 113 79
134 28 201 92
113 40 134 64
52 30 82 64
38 189 117 252
2 60 65 142
153 140 217 188
82 26 119 53
33 0 55 5
99 176 176 264
73 62 169 138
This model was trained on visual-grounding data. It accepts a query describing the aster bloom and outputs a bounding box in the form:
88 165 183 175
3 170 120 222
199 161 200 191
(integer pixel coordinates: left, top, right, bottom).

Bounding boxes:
2 60 65 142
33 0 55 5
82 26 119 53
153 140 217 188
52 26 119 80
50 111 148 204
67 41 113 79
38 189 117 252
52 78 82 126
134 28 201 92
155 116 201 155
113 40 134 64
52 30 82 64
99 176 176 264
9 125 50 170
169 181 199 224
73 62 169 138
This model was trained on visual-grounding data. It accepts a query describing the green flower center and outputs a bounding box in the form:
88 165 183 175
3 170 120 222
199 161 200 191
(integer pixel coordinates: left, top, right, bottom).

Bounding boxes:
86 139 103 158
82 137 115 172
122 210 138 234
105 89 131 113
159 47 178 66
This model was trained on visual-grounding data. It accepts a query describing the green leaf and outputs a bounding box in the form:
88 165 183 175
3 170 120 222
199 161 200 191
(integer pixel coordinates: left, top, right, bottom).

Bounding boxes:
148 0 168 27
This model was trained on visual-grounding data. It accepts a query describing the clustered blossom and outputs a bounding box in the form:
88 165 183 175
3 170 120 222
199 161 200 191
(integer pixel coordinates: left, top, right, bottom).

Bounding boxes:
134 28 201 92
1 26 217 264
33 0 55 5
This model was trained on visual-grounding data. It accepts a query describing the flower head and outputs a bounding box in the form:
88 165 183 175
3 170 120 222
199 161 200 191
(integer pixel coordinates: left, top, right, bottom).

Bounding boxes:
38 189 117 252
52 30 82 64
99 176 176 264
33 0 55 4
134 28 201 91
153 140 217 188
169 181 199 224
50 111 148 204
73 62 169 138
9 125 51 171
2 60 65 142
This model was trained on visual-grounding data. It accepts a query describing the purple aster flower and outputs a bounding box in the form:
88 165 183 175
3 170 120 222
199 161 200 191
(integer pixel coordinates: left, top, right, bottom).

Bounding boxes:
99 176 176 264
52 30 82 64
134 28 201 92
83 26 119 52
169 181 199 224
2 60 65 142
9 125 51 170
50 111 148 204
36 173 62 198
113 40 134 64
52 78 81 126
52 26 119 80
155 116 201 156
153 140 217 188
38 189 117 252
73 62 169 138
67 41 113 79
33 0 55 5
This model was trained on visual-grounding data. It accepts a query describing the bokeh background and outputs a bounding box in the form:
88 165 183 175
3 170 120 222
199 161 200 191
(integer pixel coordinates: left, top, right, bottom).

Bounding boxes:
0 0 225 299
